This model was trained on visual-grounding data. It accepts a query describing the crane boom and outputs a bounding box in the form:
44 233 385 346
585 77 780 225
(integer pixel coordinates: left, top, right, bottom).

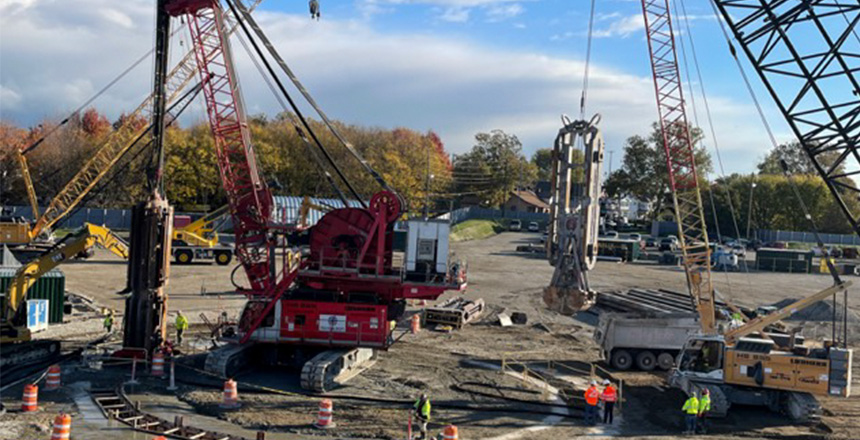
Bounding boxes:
710 1 859 235
640 0 716 334
171 0 275 293
20 1 263 242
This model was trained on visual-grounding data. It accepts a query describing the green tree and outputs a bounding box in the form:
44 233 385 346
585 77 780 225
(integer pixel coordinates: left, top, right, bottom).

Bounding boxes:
453 130 536 208
606 122 712 218
531 148 553 181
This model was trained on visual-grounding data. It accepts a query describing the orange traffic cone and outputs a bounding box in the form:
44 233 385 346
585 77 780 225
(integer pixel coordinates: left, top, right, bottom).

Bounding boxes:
411 314 421 334
220 379 239 408
45 365 62 391
50 413 71 440
442 425 459 440
21 383 38 412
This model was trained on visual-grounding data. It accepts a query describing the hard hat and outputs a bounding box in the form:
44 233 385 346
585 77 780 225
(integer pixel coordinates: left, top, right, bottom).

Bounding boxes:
702 388 710 395
590 380 598 385
602 379 610 385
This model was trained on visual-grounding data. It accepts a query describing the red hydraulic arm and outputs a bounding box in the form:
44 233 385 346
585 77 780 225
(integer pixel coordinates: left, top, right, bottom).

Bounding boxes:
166 0 275 293
640 0 717 334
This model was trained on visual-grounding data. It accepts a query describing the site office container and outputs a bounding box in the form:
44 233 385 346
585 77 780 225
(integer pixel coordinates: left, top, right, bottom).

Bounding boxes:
755 248 813 274
0 267 66 323
598 238 641 261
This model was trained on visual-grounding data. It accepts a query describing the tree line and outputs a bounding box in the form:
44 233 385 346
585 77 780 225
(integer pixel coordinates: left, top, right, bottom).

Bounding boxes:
605 123 856 237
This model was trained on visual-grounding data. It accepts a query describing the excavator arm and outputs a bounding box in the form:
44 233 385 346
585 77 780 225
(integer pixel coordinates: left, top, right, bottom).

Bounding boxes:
2 223 128 336
173 204 229 247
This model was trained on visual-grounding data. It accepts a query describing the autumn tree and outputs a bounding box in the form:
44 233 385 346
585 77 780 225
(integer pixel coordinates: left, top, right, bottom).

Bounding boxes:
605 122 712 219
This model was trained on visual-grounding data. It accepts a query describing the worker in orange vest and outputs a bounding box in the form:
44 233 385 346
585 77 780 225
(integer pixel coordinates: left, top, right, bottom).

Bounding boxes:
584 380 600 425
600 379 618 424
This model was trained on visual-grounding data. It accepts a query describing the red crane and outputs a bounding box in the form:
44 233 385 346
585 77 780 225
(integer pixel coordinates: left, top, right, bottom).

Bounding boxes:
161 0 465 390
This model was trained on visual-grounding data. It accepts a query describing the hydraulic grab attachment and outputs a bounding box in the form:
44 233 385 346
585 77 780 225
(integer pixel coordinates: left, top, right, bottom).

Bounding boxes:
544 115 604 314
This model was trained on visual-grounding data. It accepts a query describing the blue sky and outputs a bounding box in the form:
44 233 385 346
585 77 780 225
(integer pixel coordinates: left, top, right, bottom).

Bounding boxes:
0 0 804 177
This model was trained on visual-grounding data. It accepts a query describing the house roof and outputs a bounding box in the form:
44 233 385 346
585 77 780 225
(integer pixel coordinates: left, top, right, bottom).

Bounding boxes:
509 190 550 210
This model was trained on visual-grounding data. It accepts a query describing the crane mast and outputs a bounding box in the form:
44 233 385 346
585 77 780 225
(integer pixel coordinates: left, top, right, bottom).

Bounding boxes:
640 0 717 334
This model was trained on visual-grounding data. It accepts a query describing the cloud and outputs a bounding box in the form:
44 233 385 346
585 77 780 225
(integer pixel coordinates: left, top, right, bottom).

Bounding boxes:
593 14 644 38
0 0 780 175
361 0 526 23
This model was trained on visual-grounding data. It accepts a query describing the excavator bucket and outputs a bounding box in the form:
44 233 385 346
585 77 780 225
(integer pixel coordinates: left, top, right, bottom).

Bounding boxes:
543 286 596 315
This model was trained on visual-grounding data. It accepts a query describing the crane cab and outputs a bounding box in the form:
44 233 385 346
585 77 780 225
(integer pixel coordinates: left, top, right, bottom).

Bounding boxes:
676 335 726 381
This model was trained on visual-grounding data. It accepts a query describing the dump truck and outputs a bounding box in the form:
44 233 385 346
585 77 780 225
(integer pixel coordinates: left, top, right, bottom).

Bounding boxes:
594 312 700 371
594 312 807 372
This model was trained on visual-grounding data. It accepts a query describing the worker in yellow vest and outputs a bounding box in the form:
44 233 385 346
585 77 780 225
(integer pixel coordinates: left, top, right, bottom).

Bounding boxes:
175 310 189 345
413 392 431 439
697 388 712 434
103 309 114 333
584 380 600 425
681 391 700 434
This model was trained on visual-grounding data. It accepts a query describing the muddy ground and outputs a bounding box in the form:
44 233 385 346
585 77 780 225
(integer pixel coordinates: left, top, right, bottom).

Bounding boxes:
2 232 859 439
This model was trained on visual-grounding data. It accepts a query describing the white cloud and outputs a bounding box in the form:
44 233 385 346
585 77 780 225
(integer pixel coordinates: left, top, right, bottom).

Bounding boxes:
439 7 470 23
0 0 780 174
361 0 526 23
593 14 644 38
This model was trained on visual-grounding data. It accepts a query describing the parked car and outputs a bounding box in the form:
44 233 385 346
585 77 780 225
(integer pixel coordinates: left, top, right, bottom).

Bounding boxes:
604 230 619 239
528 221 540 232
627 233 642 241
645 236 658 248
509 219 522 231
659 236 678 252
541 231 549 243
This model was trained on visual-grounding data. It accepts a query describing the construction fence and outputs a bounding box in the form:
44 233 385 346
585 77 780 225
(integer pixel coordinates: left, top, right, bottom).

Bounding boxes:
756 229 860 246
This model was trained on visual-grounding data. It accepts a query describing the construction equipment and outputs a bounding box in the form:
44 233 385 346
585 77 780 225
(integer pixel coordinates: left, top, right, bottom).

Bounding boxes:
424 297 485 329
119 0 175 357
171 204 233 265
0 223 128 369
543 115 604 313
635 0 853 421
0 1 263 252
161 0 464 391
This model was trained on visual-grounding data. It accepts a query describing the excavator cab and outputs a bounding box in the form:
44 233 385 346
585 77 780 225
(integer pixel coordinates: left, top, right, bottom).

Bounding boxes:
677 336 725 378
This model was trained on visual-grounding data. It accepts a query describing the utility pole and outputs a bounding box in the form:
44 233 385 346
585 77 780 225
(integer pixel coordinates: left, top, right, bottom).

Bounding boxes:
424 141 431 219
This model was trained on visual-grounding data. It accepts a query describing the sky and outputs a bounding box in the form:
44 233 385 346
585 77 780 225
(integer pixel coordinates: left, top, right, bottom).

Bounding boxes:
0 0 804 177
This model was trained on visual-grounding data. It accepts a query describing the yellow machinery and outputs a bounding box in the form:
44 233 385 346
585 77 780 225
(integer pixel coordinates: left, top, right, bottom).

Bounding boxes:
171 204 233 265
0 223 128 368
635 0 853 421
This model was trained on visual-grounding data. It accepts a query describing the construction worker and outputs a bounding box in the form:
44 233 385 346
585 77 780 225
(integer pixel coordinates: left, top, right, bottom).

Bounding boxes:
584 380 600 425
697 388 711 434
175 310 189 345
731 310 744 328
103 309 114 333
600 379 617 424
681 391 700 435
413 392 431 439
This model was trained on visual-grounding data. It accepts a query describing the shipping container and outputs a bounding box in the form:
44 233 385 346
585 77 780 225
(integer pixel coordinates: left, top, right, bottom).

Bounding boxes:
598 238 641 261
755 248 813 274
0 267 66 323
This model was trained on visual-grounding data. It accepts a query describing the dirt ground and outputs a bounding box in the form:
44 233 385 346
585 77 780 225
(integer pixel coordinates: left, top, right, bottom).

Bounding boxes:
3 232 859 439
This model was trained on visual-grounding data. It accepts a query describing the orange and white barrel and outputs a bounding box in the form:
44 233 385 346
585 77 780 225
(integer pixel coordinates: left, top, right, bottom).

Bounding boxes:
45 365 62 391
50 413 71 440
152 437 167 440
411 314 421 334
220 379 239 408
21 383 38 412
151 350 165 377
314 399 335 428
442 425 459 440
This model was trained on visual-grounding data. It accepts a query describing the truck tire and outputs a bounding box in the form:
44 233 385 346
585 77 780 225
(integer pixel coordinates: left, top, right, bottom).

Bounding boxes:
176 250 193 264
214 251 232 266
657 352 675 370
636 351 657 371
611 349 633 371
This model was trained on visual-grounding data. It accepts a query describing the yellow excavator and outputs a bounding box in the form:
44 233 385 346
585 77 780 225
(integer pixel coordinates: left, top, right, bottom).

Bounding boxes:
171 204 233 265
0 223 128 369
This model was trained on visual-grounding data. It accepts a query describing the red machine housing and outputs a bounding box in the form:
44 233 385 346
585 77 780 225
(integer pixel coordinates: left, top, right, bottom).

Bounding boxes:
169 0 464 351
